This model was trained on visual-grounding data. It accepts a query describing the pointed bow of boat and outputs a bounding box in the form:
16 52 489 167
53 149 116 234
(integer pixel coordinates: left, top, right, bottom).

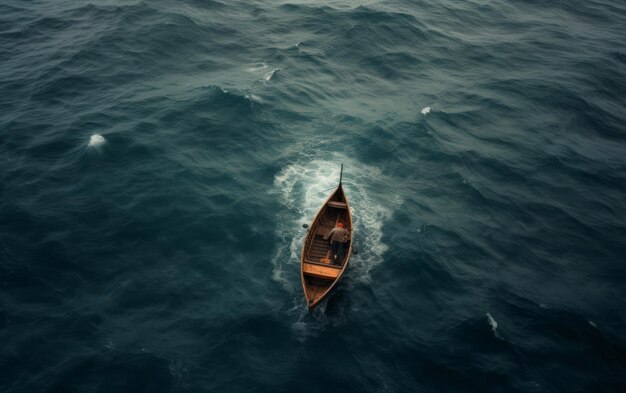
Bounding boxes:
300 182 353 311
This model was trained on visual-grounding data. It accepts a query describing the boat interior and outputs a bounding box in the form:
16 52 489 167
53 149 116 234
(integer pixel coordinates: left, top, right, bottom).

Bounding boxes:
302 188 351 305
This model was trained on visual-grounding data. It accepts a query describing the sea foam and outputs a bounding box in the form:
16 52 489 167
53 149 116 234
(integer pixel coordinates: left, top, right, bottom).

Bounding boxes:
246 63 267 72
486 313 498 332
486 312 503 339
87 134 106 152
264 68 279 81
245 92 263 104
271 156 400 299
421 106 431 115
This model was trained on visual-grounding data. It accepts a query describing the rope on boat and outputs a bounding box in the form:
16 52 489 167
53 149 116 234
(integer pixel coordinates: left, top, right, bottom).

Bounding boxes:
321 164 344 193
320 185 339 193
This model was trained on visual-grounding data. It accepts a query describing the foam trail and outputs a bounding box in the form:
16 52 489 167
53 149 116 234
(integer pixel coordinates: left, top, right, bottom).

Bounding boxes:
421 106 431 115
271 156 400 333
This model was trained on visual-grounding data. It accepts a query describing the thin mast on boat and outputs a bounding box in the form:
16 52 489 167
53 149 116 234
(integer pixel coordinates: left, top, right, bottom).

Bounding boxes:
339 163 343 186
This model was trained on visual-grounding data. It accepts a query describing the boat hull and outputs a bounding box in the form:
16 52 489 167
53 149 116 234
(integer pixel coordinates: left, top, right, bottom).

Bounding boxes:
300 184 353 310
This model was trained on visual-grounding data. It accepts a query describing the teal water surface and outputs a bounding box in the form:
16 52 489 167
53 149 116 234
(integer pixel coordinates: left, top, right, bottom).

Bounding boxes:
1 0 626 392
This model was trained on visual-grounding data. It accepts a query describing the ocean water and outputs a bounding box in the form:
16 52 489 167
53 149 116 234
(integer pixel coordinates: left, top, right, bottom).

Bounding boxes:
1 0 626 392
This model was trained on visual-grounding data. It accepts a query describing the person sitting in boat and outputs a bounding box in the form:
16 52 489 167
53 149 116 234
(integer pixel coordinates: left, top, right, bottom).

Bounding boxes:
325 222 349 264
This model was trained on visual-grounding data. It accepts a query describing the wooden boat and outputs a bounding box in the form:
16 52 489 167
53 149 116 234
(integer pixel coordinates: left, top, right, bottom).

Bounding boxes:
301 165 353 310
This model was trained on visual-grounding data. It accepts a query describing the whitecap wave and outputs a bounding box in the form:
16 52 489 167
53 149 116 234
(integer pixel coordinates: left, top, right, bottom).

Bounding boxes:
421 106 431 115
88 133 105 147
246 63 267 72
264 68 280 81
486 312 497 331
245 92 263 104
87 133 106 153
486 312 503 339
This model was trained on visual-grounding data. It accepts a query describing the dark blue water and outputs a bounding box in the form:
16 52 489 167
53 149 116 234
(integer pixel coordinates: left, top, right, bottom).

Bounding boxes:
2 0 626 392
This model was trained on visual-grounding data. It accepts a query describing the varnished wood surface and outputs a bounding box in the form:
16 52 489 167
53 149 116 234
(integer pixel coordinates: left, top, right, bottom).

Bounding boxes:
300 184 353 310
302 263 341 279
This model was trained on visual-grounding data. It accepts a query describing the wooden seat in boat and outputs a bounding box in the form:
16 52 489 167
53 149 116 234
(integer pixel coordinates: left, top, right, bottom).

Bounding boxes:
302 263 342 279
327 201 347 209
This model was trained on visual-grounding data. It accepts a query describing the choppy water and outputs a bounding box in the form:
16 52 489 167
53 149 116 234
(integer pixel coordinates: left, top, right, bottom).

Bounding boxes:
2 1 626 392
